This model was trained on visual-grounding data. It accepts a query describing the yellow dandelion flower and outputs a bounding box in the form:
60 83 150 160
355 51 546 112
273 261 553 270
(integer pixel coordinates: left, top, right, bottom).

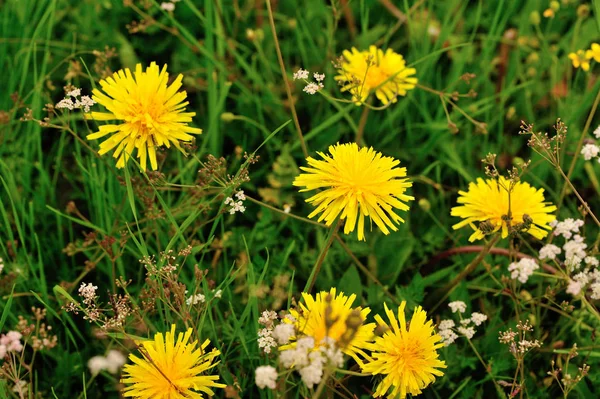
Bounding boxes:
451 176 556 242
568 50 591 71
362 302 446 399
122 325 225 399
283 288 375 364
86 62 202 171
293 143 413 241
585 43 600 62
334 46 417 105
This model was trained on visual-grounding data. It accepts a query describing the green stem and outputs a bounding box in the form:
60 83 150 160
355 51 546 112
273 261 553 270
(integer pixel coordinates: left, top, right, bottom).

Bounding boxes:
426 235 500 311
305 220 342 293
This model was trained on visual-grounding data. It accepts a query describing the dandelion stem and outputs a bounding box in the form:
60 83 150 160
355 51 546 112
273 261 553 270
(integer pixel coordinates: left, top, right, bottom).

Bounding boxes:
305 219 342 293
355 104 370 145
265 0 309 158
427 235 500 311
334 235 400 305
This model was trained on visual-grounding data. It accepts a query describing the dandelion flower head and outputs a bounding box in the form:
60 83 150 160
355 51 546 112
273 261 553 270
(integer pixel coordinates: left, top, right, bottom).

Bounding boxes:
451 176 556 242
284 288 375 364
121 325 224 399
335 45 417 105
86 62 202 171
362 302 446 398
293 143 413 241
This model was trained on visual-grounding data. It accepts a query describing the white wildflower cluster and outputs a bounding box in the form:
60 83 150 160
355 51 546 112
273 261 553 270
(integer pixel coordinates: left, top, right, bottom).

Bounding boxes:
185 288 221 306
448 301 466 313
579 125 600 161
87 350 126 376
0 331 24 359
508 258 539 283
255 365 278 389
256 312 344 390
0 257 4 274
160 0 180 12
55 88 96 112
257 310 279 354
293 68 325 95
280 336 344 389
438 303 488 346
186 293 205 306
543 219 600 298
550 218 584 240
224 190 246 215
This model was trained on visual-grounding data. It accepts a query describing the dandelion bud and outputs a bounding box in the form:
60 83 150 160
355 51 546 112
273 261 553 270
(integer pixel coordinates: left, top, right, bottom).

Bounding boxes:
220 112 236 123
344 309 364 331
529 11 541 25
418 198 431 212
550 1 560 11
526 52 539 64
513 157 525 167
577 4 590 18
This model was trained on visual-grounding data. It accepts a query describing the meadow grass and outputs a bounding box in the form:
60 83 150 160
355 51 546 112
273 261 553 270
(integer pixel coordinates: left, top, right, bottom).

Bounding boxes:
1 0 600 398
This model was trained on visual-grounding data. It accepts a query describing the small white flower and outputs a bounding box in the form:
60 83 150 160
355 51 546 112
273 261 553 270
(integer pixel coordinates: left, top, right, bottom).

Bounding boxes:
553 219 584 239
539 244 561 260
258 310 278 327
458 326 476 339
213 289 222 299
313 72 325 82
105 350 126 374
303 82 322 95
283 204 291 213
438 320 455 330
508 258 539 283
590 282 600 300
594 125 600 139
460 318 472 325
56 98 75 110
255 365 278 389
293 68 310 80
448 301 467 313
585 256 599 267
0 257 4 274
299 362 323 389
160 2 175 11
272 323 295 345
235 190 246 200
581 144 600 161
258 331 277 354
87 356 108 376
186 293 205 306
439 328 458 345
470 312 488 326
67 88 81 97
566 279 583 296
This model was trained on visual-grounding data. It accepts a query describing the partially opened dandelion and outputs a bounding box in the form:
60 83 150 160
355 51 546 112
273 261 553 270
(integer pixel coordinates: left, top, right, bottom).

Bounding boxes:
293 143 413 241
335 46 417 105
451 176 556 242
121 325 224 398
282 288 375 364
362 302 446 398
86 62 202 171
